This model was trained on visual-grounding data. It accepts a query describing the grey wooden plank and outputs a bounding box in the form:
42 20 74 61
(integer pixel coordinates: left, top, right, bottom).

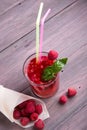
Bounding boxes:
0 0 77 52
0 0 87 91
44 85 87 130
54 101 87 130
0 0 87 129
0 0 25 16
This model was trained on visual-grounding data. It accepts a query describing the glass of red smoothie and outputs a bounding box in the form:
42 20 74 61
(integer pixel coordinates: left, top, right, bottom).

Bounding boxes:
23 52 59 98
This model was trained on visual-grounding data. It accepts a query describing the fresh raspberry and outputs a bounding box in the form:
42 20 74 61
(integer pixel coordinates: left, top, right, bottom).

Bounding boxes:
48 50 58 60
35 104 43 114
17 100 27 109
21 109 28 117
30 112 38 121
27 99 36 106
34 119 44 129
68 87 77 97
20 117 30 126
13 109 21 119
17 99 36 110
25 102 35 114
59 95 68 104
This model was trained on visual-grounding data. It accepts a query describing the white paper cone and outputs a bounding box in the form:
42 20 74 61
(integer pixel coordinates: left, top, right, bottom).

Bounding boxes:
0 85 50 128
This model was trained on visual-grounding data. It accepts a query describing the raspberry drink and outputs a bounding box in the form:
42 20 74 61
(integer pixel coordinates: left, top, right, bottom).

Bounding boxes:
23 52 59 98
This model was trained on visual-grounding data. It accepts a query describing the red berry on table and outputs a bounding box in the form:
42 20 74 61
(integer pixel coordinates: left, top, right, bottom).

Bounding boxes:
25 102 35 114
20 117 30 126
13 109 21 119
34 119 44 129
68 87 77 97
48 50 58 60
59 95 68 104
35 104 43 114
30 112 38 121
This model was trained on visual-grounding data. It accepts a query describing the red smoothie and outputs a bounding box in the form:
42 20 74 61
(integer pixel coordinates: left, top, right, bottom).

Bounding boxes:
23 52 59 98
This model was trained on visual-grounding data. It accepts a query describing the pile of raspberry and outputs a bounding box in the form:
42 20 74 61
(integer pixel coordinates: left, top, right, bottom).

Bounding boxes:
13 99 44 129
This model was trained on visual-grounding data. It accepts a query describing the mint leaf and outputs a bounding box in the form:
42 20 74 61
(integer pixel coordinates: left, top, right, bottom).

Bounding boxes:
42 58 68 81
42 66 55 81
53 58 68 73
59 58 68 64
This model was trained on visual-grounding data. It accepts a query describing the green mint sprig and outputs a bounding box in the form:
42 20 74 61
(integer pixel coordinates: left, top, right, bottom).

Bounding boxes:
42 58 68 81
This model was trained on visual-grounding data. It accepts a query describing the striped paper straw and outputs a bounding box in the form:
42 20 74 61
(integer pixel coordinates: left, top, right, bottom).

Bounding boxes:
36 2 43 63
39 9 51 59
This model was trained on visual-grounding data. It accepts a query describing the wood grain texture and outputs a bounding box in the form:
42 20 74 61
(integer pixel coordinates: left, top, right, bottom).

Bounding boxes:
0 0 87 130
0 0 87 90
0 0 77 52
0 0 25 16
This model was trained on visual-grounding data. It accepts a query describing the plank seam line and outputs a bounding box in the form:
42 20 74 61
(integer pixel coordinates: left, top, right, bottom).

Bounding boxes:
46 0 79 22
0 0 25 16
0 28 35 53
0 0 79 54
55 99 87 129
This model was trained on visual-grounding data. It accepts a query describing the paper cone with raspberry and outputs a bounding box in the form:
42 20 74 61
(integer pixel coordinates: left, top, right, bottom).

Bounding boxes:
0 85 49 128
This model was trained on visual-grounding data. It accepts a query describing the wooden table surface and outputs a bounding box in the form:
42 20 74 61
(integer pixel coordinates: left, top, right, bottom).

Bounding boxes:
0 0 87 130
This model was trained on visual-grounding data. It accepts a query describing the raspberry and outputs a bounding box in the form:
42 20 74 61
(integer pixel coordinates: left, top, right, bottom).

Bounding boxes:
27 99 36 105
30 112 38 121
13 109 21 119
20 117 30 126
17 100 27 109
25 102 35 114
21 109 28 117
68 87 77 97
48 50 58 60
35 104 43 114
34 119 44 129
59 95 68 104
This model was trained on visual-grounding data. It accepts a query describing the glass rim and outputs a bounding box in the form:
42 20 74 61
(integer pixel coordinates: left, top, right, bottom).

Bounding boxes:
23 52 58 87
